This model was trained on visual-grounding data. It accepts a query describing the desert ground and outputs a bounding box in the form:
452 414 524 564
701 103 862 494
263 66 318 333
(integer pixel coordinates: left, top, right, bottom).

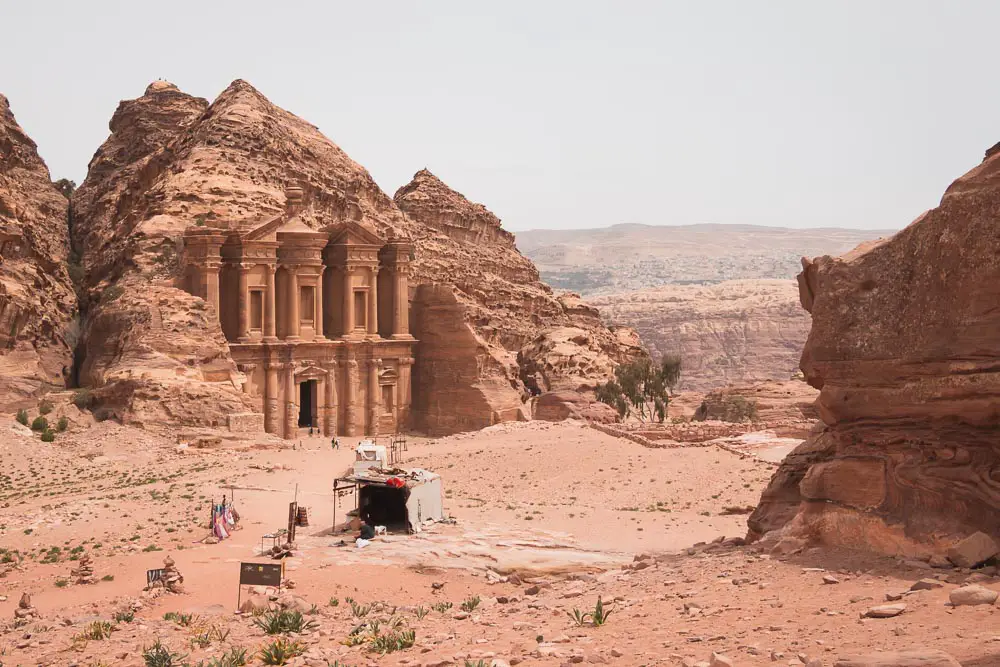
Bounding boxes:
0 417 997 667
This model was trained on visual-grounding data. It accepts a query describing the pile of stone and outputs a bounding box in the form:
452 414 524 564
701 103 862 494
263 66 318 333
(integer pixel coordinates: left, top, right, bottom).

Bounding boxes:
162 555 184 593
71 553 95 584
13 593 39 623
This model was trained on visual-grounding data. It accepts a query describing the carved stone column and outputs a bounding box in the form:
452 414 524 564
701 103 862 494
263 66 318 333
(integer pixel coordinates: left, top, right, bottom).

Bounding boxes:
237 264 251 342
344 355 358 436
237 363 257 395
368 358 382 437
284 364 297 439
264 362 279 435
315 268 325 338
392 267 410 338
205 261 221 323
324 362 338 436
398 357 413 431
368 267 379 337
287 266 300 340
342 268 355 335
264 264 277 341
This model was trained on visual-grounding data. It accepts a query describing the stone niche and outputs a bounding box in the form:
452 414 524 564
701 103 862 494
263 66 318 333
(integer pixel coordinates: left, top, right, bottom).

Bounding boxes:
182 185 416 439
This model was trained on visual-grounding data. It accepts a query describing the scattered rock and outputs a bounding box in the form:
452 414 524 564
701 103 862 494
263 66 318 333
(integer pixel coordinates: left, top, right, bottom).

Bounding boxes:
909 579 943 592
946 532 999 569
822 575 840 585
833 649 961 666
949 584 998 606
710 653 735 667
862 604 905 619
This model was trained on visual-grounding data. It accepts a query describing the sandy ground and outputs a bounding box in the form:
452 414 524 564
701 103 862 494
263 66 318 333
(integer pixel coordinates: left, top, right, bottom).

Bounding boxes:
0 418 997 667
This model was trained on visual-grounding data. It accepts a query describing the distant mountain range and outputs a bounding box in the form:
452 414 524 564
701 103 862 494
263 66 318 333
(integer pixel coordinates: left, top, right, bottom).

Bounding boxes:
515 223 898 295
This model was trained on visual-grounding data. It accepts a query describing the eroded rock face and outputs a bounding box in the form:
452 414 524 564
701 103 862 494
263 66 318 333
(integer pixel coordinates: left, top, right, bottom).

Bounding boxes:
69 80 638 433
0 93 77 409
396 170 644 433
749 148 1000 554
590 280 810 391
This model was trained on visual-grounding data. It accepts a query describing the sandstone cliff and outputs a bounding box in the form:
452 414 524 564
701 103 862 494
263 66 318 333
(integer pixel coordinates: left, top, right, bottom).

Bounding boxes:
71 80 639 433
590 280 809 391
0 93 77 409
749 148 1000 556
395 170 644 432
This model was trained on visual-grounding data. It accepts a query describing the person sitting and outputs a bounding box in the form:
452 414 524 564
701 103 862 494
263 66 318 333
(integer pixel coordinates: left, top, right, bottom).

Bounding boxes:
359 522 375 540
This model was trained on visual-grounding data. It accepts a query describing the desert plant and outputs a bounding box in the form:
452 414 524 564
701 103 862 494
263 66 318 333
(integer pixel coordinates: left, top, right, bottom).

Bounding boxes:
40 429 55 442
349 600 371 618
368 629 415 654
54 578 68 588
413 605 429 620
30 416 48 431
328 597 339 607
72 389 94 410
596 356 681 422
431 601 452 614
590 596 614 626
198 646 249 667
567 607 588 627
38 399 53 415
102 574 115 582
142 640 186 667
57 416 69 432
103 285 125 303
257 637 305 665
15 409 28 425
78 620 117 640
113 609 134 623
252 609 317 635
460 595 481 613
163 611 197 627
466 661 490 667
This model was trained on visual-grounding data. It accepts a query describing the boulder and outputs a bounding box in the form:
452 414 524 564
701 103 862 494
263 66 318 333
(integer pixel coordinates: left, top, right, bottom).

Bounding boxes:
946 531 998 568
948 584 998 606
862 604 905 618
748 144 1000 553
238 594 272 614
533 390 619 424
833 650 961 667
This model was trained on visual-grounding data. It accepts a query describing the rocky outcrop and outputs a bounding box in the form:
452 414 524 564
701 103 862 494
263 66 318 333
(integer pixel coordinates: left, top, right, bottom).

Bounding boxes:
396 170 644 433
0 93 77 409
590 280 810 391
749 147 1000 555
533 390 619 424
694 379 819 437
70 79 639 433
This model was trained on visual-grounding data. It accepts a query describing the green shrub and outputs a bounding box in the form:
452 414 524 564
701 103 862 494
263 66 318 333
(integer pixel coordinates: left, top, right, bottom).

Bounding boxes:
31 416 48 431
57 416 69 432
38 399 53 415
113 609 133 623
368 629 415 654
142 640 186 667
15 409 28 426
72 389 94 410
40 429 55 442
252 609 317 635
257 637 305 665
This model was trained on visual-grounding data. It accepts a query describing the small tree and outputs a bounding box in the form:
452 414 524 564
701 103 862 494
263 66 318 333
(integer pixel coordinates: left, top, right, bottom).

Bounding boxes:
53 178 76 199
16 409 28 426
596 356 682 423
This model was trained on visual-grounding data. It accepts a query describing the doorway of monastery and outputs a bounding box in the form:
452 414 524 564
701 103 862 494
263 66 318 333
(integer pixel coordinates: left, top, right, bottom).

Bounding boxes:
298 379 317 428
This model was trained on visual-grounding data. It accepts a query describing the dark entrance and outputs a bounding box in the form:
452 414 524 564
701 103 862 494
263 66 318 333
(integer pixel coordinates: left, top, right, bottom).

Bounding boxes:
298 380 316 427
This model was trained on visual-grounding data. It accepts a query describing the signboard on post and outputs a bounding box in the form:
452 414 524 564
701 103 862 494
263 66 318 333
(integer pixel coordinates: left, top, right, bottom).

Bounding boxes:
146 568 165 587
236 561 284 610
240 562 283 587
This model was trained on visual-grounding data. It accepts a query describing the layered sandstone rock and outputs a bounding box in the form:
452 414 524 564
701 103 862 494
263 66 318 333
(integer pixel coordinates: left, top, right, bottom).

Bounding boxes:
71 80 638 433
749 148 1000 555
396 170 643 433
590 280 809 391
0 94 77 409
694 379 819 437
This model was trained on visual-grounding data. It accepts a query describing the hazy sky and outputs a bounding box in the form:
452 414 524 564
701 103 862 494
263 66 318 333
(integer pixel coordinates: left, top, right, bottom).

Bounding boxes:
2 1 997 232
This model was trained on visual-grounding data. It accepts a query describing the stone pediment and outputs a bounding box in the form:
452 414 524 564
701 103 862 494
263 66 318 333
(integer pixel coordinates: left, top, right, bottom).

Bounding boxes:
327 221 384 247
294 365 327 380
242 214 285 241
